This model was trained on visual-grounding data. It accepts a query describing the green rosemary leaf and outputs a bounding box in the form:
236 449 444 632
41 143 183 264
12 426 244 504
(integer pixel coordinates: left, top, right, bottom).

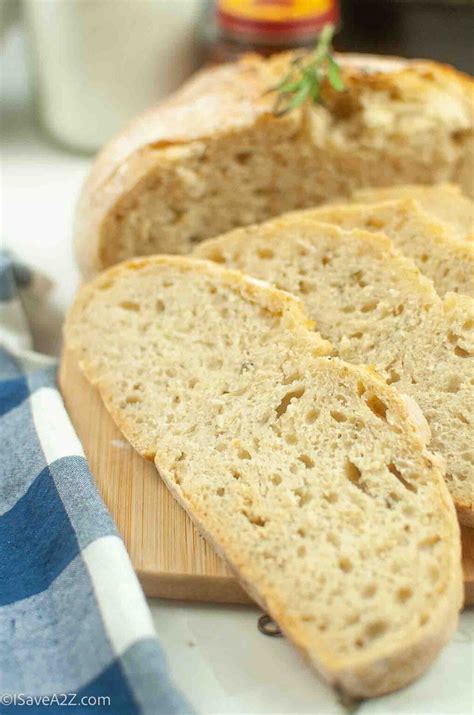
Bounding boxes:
288 81 311 111
270 23 344 116
309 76 321 104
277 80 304 94
327 55 344 92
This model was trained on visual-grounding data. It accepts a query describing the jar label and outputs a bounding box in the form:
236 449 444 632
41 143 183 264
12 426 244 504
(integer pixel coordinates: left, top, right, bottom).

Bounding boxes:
217 0 339 39
218 0 336 24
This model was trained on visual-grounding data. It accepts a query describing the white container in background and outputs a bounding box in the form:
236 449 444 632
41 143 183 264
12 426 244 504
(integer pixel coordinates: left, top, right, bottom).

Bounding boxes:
23 0 203 153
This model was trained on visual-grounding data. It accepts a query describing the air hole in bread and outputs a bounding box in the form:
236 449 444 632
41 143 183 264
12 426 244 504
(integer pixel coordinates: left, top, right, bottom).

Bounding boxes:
351 331 363 339
342 305 355 313
285 433 298 445
331 410 347 423
297 527 306 537
366 395 388 421
294 487 312 507
188 235 203 245
361 300 378 313
446 375 462 393
275 388 305 418
463 319 474 331
387 369 401 385
299 280 313 295
98 279 114 291
397 587 413 603
216 487 225 497
235 151 251 165
324 492 339 504
305 409 319 424
242 510 267 527
357 381 366 396
209 250 225 264
298 454 315 469
120 300 140 312
362 583 377 599
125 395 141 404
344 459 367 493
155 299 165 312
231 470 241 480
366 217 385 230
321 255 331 266
346 613 360 627
352 270 367 288
208 357 223 370
339 557 353 573
393 304 404 316
420 253 429 263
388 462 417 493
454 346 470 358
419 534 440 550
238 448 252 460
257 247 274 260
365 620 388 641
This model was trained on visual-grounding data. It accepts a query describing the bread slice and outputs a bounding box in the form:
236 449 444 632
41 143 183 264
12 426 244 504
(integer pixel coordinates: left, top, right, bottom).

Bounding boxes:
65 255 462 698
293 198 474 297
195 219 474 525
74 53 474 277
353 185 474 242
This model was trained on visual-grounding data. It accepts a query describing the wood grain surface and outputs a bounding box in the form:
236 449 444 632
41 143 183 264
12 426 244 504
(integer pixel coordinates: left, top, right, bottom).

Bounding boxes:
59 347 474 606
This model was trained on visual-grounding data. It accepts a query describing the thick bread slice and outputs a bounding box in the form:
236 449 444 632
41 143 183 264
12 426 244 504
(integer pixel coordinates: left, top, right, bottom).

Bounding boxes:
353 185 474 242
195 220 474 524
65 256 462 698
74 53 474 277
294 198 474 297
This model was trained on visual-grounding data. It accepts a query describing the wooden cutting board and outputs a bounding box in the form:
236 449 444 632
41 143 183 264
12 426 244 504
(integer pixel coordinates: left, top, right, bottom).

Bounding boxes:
59 348 474 606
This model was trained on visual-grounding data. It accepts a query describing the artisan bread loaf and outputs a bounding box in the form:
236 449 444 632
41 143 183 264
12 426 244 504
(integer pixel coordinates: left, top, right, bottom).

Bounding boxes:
74 53 473 277
195 218 474 524
294 198 474 297
354 184 474 242
65 256 462 698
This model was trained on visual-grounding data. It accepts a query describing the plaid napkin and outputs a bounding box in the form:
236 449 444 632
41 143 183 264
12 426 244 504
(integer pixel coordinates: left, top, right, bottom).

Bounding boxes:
0 253 194 714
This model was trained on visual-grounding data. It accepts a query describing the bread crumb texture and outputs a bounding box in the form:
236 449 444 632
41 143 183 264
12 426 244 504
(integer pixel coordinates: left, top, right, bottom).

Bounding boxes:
65 256 462 698
294 197 474 298
195 217 474 522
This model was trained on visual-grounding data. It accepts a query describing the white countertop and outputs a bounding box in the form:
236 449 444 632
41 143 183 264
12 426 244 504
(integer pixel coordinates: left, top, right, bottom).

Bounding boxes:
2 24 472 715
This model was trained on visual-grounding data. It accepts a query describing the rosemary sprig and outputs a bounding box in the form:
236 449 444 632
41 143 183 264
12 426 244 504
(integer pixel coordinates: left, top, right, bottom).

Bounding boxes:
269 24 344 117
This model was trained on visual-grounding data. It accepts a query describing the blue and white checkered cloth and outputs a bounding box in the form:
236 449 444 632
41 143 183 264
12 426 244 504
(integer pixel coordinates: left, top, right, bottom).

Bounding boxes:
0 253 194 714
